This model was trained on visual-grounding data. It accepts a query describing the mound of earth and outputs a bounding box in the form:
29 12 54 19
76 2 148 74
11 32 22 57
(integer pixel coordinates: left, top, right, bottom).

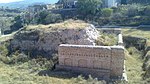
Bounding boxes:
9 20 100 58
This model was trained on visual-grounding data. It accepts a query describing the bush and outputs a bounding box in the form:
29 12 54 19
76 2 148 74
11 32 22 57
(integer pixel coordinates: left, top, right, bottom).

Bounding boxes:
10 52 29 64
10 15 23 31
95 33 117 46
126 5 139 17
77 0 102 16
28 57 54 72
0 43 9 57
101 8 113 17
44 13 62 24
127 47 141 55
23 11 63 25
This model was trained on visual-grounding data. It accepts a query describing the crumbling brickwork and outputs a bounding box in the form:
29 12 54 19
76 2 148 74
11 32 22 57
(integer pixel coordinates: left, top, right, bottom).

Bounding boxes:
57 44 125 80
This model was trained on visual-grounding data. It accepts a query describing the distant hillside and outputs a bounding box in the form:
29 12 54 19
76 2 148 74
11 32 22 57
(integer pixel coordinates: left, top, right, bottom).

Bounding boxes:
0 0 58 9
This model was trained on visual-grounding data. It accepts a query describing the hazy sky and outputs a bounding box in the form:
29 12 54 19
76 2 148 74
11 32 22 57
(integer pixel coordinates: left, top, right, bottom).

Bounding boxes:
0 0 23 3
51 0 59 3
0 0 59 3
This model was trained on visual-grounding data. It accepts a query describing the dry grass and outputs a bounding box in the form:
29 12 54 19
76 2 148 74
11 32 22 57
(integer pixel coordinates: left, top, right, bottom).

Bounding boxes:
0 32 15 42
0 61 105 84
95 33 117 46
0 61 73 84
122 28 150 83
26 20 90 30
122 28 150 46
1 28 149 84
125 49 145 84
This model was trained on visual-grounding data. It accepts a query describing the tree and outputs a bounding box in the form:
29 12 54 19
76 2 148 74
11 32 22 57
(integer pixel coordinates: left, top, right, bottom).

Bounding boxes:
60 0 69 8
126 4 139 17
10 15 23 31
37 11 49 24
144 6 150 16
77 0 102 16
128 0 150 4
121 0 127 4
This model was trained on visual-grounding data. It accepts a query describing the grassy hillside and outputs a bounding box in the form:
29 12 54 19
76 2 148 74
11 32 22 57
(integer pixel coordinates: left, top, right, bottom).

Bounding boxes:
0 28 149 84
0 21 107 84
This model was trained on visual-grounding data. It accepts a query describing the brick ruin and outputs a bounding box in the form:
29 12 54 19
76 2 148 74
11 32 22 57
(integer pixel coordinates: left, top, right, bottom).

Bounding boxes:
56 29 126 81
56 45 125 80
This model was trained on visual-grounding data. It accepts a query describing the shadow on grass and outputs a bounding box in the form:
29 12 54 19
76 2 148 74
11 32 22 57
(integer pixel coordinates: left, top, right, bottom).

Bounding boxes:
137 28 150 31
38 69 81 79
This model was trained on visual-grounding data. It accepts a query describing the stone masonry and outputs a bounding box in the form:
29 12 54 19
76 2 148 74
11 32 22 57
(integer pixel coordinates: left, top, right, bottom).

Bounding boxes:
56 44 125 80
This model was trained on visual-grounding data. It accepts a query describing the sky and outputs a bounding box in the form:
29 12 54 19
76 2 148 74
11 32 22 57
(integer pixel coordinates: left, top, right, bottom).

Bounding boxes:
51 0 59 4
0 0 59 3
0 0 23 3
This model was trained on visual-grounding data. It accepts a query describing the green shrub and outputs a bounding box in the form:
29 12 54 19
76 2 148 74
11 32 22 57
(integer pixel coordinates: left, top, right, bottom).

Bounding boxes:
0 42 10 63
28 57 54 72
95 33 117 46
126 5 139 17
44 14 62 24
127 47 141 55
0 43 9 56
9 52 29 64
0 55 10 64
101 8 113 17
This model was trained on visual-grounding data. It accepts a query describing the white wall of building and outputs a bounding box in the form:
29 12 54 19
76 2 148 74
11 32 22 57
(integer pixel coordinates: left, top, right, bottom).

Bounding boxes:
107 0 120 8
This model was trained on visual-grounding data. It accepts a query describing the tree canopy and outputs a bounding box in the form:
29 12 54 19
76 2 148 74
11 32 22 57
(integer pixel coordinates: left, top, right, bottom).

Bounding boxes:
128 0 150 4
77 0 102 16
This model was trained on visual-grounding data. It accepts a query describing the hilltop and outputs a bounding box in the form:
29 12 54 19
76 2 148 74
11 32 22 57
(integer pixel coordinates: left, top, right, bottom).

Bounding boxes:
0 0 56 8
0 20 112 84
9 20 100 58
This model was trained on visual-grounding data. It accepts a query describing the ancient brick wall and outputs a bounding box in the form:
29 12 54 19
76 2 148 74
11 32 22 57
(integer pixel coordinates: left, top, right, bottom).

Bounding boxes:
58 44 125 79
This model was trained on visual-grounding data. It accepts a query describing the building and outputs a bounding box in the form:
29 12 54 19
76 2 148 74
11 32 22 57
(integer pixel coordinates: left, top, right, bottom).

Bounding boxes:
27 4 47 13
103 0 121 8
56 44 125 80
58 0 77 8
57 0 127 8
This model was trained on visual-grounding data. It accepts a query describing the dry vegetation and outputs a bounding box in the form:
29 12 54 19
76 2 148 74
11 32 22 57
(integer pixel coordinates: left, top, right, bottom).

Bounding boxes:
123 28 150 84
0 22 106 84
0 61 106 84
0 61 71 84
122 28 150 45
26 20 90 30
125 48 145 84
95 33 117 46
0 28 150 84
